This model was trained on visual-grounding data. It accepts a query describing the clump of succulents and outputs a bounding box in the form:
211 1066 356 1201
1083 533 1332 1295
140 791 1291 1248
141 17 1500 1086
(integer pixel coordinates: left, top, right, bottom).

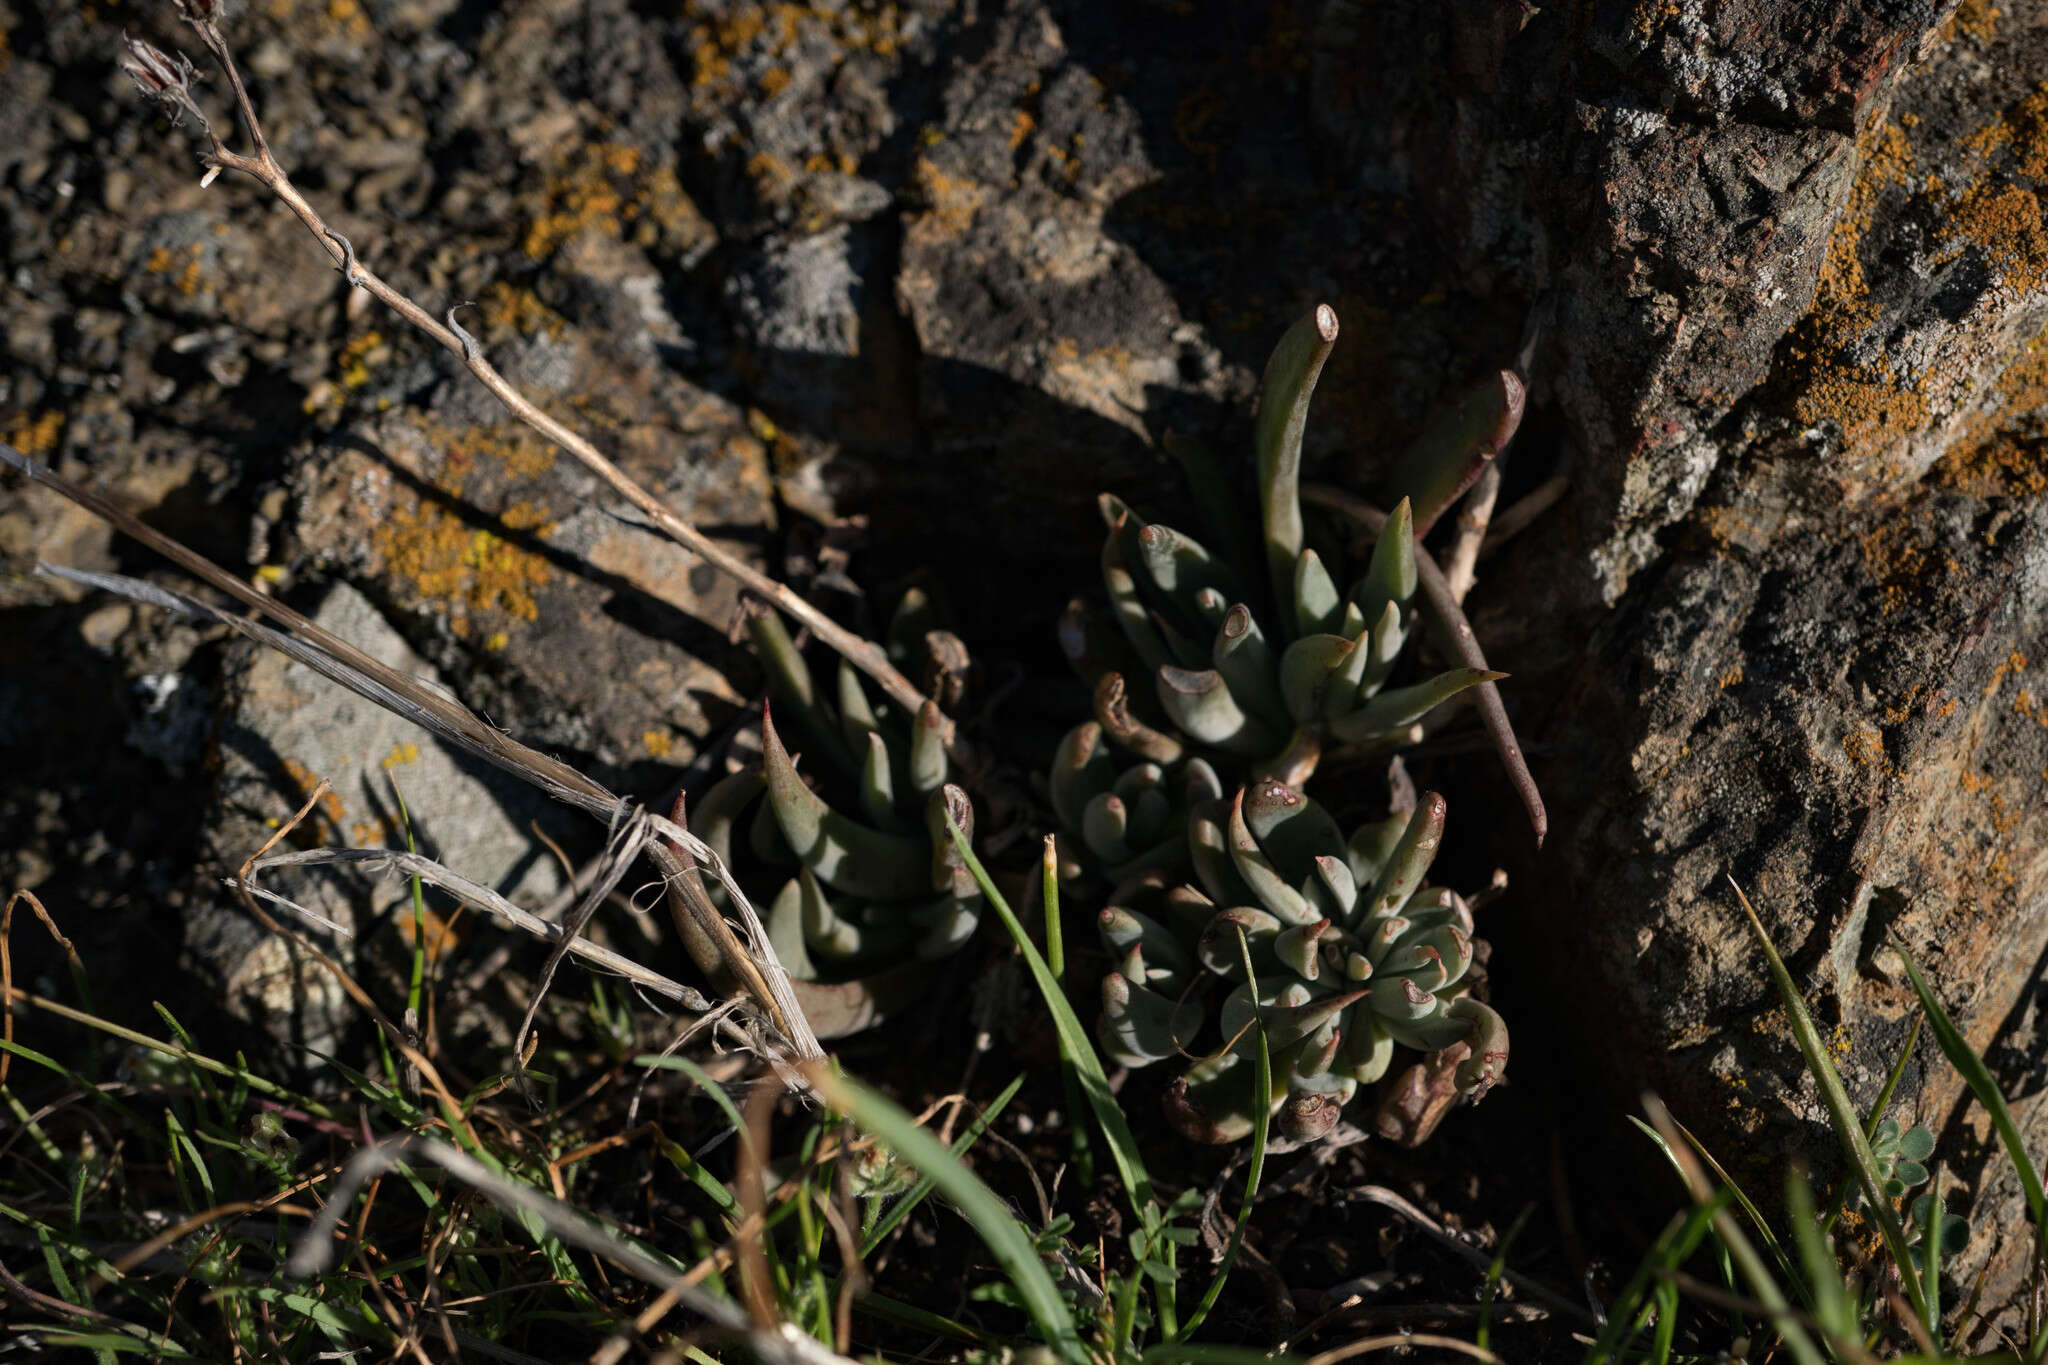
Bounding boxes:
1048 304 1522 1141
1095 779 1507 1143
684 591 980 1035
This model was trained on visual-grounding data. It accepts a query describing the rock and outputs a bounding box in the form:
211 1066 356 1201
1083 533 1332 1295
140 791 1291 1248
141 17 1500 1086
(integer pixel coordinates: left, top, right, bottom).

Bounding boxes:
193 580 574 1057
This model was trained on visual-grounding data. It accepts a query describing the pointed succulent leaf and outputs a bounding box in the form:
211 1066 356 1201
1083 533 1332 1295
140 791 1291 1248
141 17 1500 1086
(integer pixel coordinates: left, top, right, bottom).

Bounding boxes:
1212 604 1290 727
909 887 982 959
1242 778 1346 880
925 784 976 894
1361 598 1408 695
1341 1014 1397 1084
1099 905 1196 989
1368 974 1440 1024
1323 629 1373 721
749 788 794 863
1148 605 1209 670
1274 918 1333 980
1227 788 1319 925
796 866 869 960
1383 1005 1475 1054
1245 986 1366 1052
1082 791 1133 866
1137 521 1244 607
1330 668 1510 744
1049 724 1114 831
1353 496 1417 628
1255 304 1339 610
1379 941 1451 993
751 613 857 775
1103 517 1173 674
1156 666 1284 755
859 730 898 829
1359 793 1446 920
1448 997 1509 1097
1313 855 1358 916
1345 812 1409 889
837 660 880 753
1292 548 1343 640
1189 797 1256 908
1385 370 1525 537
1184 756 1224 805
900 696 945 795
766 876 819 981
1191 587 1230 630
1279 633 1356 723
1099 972 1200 1068
762 706 931 899
696 768 766 871
886 585 939 662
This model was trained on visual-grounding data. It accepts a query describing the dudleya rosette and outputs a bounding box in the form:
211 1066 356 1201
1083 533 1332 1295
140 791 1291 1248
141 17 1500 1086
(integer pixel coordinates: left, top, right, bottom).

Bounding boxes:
1045 303 1521 1143
679 591 981 1038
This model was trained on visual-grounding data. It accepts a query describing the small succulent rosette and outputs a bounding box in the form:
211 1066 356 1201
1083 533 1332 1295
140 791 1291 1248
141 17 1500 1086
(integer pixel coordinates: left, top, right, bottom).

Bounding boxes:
1057 302 1520 802
1094 780 1508 1144
684 596 981 1037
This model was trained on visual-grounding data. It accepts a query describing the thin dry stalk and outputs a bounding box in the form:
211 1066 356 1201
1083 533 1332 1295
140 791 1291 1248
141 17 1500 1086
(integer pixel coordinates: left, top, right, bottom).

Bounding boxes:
129 8 942 744
0 889 86 1085
24 551 821 1066
1442 460 1502 605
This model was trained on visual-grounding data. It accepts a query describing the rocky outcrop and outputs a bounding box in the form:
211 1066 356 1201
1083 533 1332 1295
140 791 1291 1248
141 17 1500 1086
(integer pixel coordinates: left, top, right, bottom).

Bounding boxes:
2 0 2045 1325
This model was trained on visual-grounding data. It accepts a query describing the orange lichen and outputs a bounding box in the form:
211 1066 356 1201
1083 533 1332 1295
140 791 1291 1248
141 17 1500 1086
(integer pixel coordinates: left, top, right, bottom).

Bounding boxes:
909 159 984 236
1936 326 2048 498
335 331 386 390
4 410 63 456
523 144 708 259
1943 0 2000 45
280 758 348 826
642 729 675 759
479 283 565 339
370 497 554 630
682 1 905 98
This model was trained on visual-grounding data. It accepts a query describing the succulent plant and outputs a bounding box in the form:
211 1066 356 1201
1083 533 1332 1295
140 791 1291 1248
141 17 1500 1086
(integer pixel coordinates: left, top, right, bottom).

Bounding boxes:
1047 305 1523 1143
1057 304 1519 805
1871 1117 1936 1198
1094 779 1508 1144
681 592 981 1036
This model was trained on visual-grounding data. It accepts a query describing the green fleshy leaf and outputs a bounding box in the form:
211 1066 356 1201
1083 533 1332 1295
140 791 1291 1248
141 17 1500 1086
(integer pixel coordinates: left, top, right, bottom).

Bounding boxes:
1278 633 1355 724
1212 604 1290 727
762 705 931 899
1358 793 1446 920
1329 667 1509 744
1384 370 1525 535
1254 304 1340 612
1292 548 1343 640
766 877 819 981
1155 666 1284 755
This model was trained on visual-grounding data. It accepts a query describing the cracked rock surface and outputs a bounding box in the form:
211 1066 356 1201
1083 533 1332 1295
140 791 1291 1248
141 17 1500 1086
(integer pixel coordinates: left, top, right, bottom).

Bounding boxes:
1 0 2045 1320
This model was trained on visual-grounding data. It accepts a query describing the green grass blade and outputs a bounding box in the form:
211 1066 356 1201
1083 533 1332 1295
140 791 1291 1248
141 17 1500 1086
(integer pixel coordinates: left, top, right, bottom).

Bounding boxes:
1920 1166 1943 1350
1893 944 2047 1268
808 1064 1086 1364
1143 1346 1305 1365
1785 1166 1857 1350
862 1072 1025 1257
947 813 1156 1215
1729 880 1930 1329
1643 1095 1829 1365
1666 1112 1802 1307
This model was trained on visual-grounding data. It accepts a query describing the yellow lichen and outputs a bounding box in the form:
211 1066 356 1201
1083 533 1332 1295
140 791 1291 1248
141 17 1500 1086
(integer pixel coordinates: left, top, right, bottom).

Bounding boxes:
4 410 64 456
381 742 420 769
523 144 708 259
910 158 984 236
479 283 566 339
370 497 554 629
642 729 675 758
